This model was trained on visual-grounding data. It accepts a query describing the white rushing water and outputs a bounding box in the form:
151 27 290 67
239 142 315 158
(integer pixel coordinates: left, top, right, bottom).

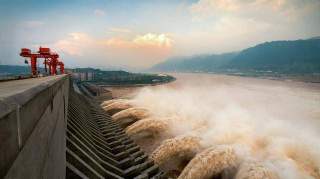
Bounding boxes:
106 73 320 178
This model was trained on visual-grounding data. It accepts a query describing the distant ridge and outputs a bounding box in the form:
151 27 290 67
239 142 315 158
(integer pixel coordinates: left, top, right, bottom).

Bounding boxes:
0 65 30 75
152 38 320 74
152 53 237 72
309 36 320 40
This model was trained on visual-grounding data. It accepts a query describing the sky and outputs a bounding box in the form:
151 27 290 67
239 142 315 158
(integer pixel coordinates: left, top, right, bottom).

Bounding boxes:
0 0 319 69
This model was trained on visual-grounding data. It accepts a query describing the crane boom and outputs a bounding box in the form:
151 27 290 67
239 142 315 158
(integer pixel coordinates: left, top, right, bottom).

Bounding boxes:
20 47 64 76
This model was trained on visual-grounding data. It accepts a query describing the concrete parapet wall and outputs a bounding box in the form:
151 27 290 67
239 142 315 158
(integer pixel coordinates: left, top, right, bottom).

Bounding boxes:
0 75 69 179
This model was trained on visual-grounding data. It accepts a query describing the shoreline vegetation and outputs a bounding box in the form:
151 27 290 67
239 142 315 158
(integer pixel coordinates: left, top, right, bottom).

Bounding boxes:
227 73 320 83
206 71 320 83
151 38 320 83
2 64 319 85
73 68 176 86
162 70 320 83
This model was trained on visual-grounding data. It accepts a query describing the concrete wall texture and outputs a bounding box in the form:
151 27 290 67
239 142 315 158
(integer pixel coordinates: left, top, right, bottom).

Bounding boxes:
0 75 69 179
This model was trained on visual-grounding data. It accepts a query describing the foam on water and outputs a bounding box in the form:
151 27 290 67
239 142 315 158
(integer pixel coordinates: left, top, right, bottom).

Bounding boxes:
112 107 149 127
102 101 132 115
126 117 169 136
101 99 130 107
236 161 279 179
129 74 320 178
150 135 201 166
112 107 149 121
178 145 238 179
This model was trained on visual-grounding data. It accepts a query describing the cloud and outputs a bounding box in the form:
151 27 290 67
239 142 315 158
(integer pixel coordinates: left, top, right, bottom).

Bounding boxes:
133 33 173 48
53 32 174 67
189 0 318 22
2 0 319 68
178 0 320 56
94 9 105 16
102 33 173 48
54 32 93 56
212 17 271 36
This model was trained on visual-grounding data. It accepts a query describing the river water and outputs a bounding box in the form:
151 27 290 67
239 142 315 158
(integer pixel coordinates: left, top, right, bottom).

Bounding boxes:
105 73 320 178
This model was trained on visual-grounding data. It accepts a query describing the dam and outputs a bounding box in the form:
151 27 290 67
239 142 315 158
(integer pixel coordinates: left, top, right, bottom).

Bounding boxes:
1 73 320 179
0 75 163 179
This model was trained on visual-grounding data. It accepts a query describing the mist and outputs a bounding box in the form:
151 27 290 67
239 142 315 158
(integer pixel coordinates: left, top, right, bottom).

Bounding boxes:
114 73 320 178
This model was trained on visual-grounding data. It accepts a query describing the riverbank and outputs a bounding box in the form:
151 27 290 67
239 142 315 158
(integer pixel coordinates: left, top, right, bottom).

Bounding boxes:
161 70 320 83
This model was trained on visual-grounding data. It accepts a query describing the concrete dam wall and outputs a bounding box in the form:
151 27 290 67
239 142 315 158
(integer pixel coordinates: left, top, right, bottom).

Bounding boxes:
67 86 162 178
0 75 162 179
0 75 69 178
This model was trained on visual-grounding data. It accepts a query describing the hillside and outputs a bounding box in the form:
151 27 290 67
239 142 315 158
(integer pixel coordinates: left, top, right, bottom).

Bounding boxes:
152 38 320 74
152 53 237 72
0 65 30 75
73 68 176 85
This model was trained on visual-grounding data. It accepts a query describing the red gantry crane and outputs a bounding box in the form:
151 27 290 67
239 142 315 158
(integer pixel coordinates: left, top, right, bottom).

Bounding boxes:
20 47 65 76
57 60 65 74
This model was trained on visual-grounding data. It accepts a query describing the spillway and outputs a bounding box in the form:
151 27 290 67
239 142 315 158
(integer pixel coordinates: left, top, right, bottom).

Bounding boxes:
66 83 163 178
0 76 163 179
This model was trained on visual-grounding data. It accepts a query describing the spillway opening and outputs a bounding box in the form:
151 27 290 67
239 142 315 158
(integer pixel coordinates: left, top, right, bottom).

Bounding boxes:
161 154 194 178
130 132 171 154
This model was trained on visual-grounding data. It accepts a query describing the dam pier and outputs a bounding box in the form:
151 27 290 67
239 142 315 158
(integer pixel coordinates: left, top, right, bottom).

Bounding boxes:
0 75 163 179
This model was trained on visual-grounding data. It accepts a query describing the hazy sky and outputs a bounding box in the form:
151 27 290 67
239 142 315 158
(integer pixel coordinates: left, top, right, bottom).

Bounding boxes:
0 0 319 69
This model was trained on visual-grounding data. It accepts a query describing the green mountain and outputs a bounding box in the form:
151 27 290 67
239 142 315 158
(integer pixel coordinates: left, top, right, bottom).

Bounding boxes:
73 68 175 85
152 53 237 72
0 65 30 75
152 38 320 74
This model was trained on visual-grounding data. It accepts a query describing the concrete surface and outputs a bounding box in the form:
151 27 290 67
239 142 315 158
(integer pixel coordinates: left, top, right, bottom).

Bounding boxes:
0 75 69 179
0 76 163 179
0 76 63 99
66 86 163 178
